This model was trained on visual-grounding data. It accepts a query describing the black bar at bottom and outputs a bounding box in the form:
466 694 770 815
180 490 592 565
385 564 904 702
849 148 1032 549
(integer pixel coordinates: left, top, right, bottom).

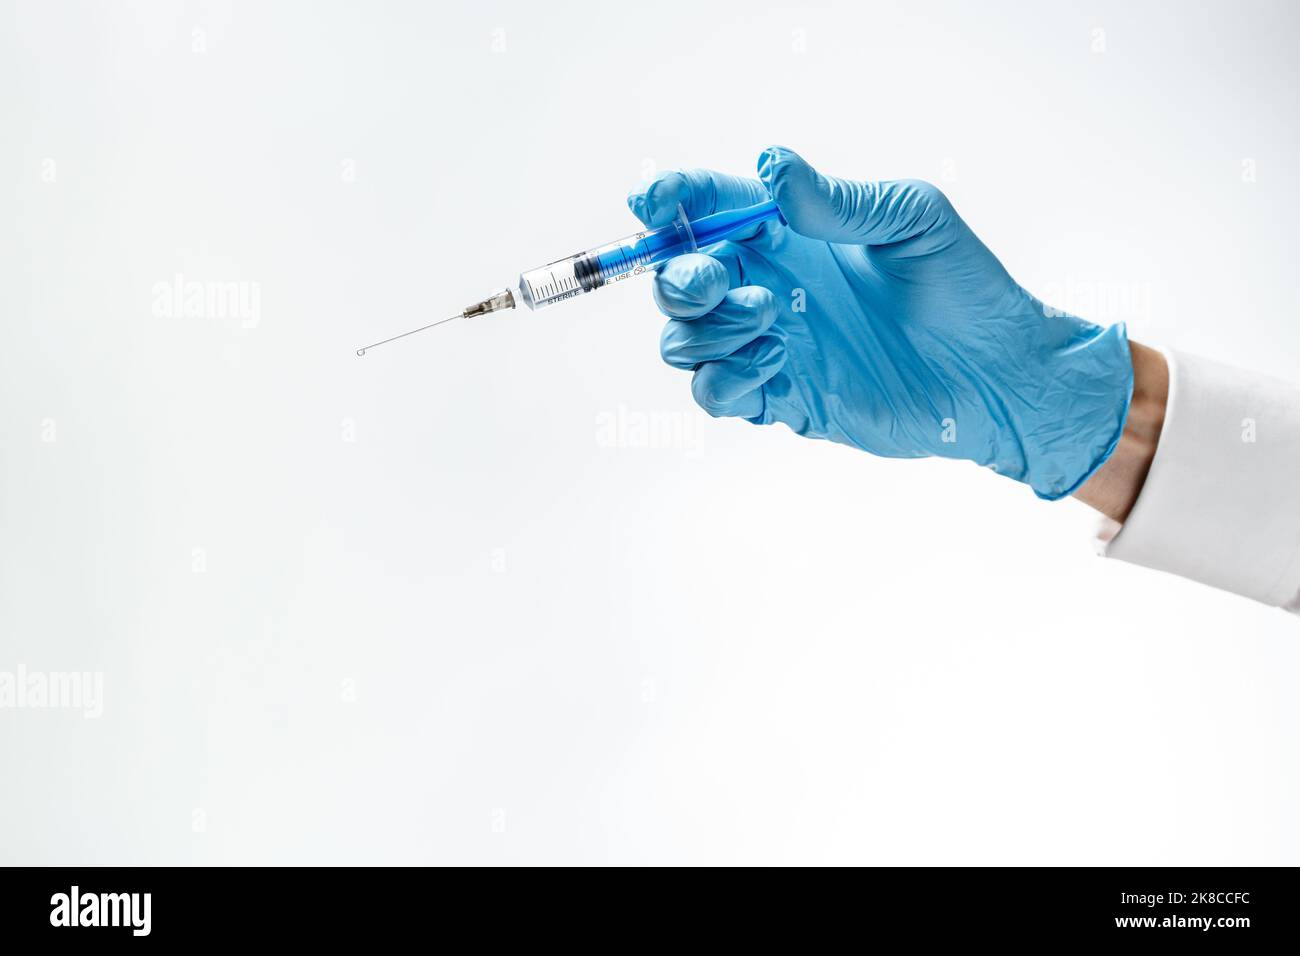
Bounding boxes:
0 866 1293 944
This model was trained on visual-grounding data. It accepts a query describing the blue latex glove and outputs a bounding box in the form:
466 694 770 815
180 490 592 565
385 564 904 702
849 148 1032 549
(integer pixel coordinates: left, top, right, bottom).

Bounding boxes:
626 147 1133 499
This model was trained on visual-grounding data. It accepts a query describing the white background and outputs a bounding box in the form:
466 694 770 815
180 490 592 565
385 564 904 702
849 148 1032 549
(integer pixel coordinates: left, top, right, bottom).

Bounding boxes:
3 0 1299 865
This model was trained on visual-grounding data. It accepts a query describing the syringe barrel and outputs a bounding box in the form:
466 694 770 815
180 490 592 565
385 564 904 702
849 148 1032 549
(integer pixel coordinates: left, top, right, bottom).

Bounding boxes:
515 199 782 311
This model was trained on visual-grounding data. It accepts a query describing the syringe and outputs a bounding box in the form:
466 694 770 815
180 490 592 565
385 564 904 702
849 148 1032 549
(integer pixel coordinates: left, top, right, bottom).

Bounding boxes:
356 199 783 355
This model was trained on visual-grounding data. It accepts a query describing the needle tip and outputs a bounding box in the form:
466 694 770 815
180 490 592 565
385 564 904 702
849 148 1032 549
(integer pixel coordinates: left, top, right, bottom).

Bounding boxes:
355 313 463 356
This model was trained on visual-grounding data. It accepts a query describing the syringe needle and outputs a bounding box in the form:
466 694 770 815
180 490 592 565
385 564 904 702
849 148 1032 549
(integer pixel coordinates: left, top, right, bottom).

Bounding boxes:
355 314 462 356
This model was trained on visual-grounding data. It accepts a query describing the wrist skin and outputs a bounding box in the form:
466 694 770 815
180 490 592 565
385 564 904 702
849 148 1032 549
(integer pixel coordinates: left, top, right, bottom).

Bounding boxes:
1073 341 1169 522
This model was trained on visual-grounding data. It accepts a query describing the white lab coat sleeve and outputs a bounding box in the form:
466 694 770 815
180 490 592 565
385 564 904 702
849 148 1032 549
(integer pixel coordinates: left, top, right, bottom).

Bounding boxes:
1097 349 1300 611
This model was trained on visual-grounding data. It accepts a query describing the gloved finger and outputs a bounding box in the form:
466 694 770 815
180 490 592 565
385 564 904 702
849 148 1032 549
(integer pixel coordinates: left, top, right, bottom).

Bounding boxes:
660 286 779 369
652 253 729 319
757 145 952 246
628 168 770 229
689 240 750 289
691 334 787 420
653 240 761 312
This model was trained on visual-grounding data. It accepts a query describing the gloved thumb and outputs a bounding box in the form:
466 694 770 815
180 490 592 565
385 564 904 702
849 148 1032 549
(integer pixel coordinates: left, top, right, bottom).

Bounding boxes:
757 146 949 246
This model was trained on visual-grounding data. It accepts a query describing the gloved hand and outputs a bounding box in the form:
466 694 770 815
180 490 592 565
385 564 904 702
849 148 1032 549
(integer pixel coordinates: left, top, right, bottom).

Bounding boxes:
626 147 1134 499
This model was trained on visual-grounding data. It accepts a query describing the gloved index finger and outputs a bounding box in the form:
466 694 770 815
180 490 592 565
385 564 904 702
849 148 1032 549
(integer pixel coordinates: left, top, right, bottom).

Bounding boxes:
652 253 729 320
627 169 770 229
